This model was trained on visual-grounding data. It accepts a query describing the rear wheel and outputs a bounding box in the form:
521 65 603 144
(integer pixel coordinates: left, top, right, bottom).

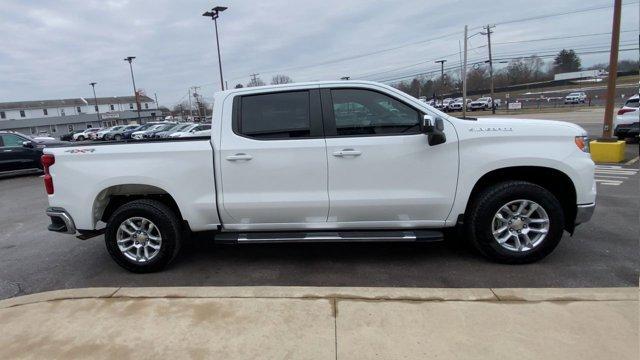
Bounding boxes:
77 135 85 141
105 199 182 273
114 134 122 141
466 181 565 264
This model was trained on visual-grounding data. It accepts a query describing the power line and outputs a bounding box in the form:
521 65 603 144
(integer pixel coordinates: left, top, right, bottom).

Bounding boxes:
490 29 638 46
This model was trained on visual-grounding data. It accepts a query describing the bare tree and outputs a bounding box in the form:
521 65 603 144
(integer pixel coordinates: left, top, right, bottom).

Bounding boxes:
271 74 293 85
246 76 265 87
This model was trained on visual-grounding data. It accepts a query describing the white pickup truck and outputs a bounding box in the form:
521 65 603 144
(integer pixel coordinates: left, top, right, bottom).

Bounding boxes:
42 81 596 272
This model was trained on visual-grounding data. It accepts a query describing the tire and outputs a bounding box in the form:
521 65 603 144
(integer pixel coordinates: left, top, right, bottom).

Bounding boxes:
114 134 122 141
77 135 85 141
465 181 565 264
105 199 183 273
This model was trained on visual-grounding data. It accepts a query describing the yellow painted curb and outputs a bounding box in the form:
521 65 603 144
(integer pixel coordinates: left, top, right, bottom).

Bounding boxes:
590 140 626 163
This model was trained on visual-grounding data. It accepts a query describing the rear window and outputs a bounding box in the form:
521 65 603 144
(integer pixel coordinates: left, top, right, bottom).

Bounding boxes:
239 91 310 139
624 98 639 108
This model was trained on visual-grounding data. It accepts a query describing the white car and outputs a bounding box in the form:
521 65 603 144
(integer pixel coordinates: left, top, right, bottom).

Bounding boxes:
72 128 101 141
43 80 595 272
448 98 471 111
169 124 211 138
469 97 493 111
614 94 639 140
131 124 165 140
564 92 587 104
94 126 125 140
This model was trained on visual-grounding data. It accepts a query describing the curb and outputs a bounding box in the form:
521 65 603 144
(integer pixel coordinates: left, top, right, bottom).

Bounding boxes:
0 286 637 310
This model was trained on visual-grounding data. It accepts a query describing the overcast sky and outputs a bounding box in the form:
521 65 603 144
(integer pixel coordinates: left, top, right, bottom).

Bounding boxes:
0 0 638 106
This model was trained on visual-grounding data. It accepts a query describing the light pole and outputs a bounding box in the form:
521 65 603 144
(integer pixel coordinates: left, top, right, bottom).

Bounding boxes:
123 56 142 123
89 82 101 125
481 25 496 114
203 6 227 91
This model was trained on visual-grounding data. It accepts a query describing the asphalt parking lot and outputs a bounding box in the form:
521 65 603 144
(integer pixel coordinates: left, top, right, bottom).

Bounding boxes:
0 110 638 299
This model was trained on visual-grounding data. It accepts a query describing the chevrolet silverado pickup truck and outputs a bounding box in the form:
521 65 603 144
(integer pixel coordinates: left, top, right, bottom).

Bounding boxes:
42 81 596 272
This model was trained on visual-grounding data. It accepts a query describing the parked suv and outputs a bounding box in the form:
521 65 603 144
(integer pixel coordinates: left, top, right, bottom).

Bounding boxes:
469 97 493 111
72 128 101 141
564 92 587 104
104 125 140 141
614 94 639 140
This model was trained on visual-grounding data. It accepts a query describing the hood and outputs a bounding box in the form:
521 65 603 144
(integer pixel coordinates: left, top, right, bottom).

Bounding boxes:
461 117 587 137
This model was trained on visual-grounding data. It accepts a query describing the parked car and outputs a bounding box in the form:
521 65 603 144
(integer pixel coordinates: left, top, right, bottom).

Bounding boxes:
564 92 587 104
435 98 453 112
152 123 191 138
469 97 493 111
448 98 471 112
122 124 154 140
72 128 102 141
131 124 165 140
42 81 596 273
614 94 639 140
95 126 125 140
143 123 176 139
170 124 212 138
104 125 139 141
60 130 84 141
0 131 63 173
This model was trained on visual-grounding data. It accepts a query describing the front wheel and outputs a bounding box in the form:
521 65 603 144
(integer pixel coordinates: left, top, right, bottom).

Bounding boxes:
466 181 565 264
105 199 183 273
77 135 85 141
114 134 122 141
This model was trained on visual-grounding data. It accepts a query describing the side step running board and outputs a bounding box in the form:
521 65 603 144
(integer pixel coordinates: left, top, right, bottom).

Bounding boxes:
215 230 443 244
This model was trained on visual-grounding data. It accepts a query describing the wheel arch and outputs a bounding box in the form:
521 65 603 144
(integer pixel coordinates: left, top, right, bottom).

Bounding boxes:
93 184 186 229
464 166 578 232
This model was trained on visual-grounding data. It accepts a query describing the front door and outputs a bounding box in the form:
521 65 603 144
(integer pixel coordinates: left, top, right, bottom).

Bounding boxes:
322 87 458 227
0 133 37 172
219 89 329 230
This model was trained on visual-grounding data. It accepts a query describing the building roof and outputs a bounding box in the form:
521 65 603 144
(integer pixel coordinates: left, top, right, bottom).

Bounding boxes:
0 95 154 111
0 110 158 130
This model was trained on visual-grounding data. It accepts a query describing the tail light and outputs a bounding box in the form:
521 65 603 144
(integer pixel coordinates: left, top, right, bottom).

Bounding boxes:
617 108 636 115
41 154 55 194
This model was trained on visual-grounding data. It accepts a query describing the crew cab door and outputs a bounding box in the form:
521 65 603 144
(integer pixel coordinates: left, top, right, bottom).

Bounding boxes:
322 87 458 227
218 88 329 230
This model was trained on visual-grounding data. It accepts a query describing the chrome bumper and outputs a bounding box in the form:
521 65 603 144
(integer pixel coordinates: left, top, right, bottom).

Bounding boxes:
575 203 596 225
46 207 77 234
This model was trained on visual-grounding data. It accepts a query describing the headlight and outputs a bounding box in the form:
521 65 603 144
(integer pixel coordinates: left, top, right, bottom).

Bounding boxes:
574 136 590 153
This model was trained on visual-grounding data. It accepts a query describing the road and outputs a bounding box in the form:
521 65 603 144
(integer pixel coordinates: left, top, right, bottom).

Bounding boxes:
0 110 638 299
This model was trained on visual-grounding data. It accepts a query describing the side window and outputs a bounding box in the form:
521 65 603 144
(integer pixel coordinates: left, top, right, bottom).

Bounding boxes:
1 134 26 147
330 89 421 136
238 91 311 139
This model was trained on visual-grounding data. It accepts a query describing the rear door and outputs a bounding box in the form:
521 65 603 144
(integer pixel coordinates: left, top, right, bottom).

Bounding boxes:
219 88 329 230
322 87 458 227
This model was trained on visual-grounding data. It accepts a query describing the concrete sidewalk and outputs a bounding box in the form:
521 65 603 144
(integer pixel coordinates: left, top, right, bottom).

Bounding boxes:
0 287 637 360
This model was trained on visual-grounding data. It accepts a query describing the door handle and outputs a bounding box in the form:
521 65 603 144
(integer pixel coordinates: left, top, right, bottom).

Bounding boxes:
332 149 362 157
226 153 253 161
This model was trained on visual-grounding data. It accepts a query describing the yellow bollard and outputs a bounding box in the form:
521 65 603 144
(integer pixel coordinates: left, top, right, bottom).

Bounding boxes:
589 140 626 163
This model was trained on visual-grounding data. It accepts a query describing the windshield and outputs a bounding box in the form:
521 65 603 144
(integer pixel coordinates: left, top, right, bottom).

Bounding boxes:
478 98 490 101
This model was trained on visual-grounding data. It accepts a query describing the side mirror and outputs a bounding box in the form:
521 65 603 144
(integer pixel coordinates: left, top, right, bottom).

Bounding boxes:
22 141 35 148
421 115 446 146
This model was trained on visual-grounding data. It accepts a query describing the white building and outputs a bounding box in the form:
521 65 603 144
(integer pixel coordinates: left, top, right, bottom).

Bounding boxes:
0 95 159 137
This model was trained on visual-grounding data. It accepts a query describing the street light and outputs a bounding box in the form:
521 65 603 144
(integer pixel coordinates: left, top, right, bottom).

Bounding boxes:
123 56 142 122
89 82 101 124
203 6 228 91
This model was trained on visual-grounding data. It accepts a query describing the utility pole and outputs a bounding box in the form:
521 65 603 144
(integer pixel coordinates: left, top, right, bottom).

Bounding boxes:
89 82 101 125
462 25 468 119
602 0 622 139
154 93 159 110
192 86 203 120
482 24 496 114
187 88 193 120
435 60 446 101
203 6 228 91
123 56 142 123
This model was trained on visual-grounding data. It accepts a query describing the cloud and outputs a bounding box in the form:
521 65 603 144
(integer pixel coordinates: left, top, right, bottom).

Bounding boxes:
0 0 637 106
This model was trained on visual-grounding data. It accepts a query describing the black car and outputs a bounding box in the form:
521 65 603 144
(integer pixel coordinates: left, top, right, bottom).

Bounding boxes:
0 132 49 173
60 130 83 141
